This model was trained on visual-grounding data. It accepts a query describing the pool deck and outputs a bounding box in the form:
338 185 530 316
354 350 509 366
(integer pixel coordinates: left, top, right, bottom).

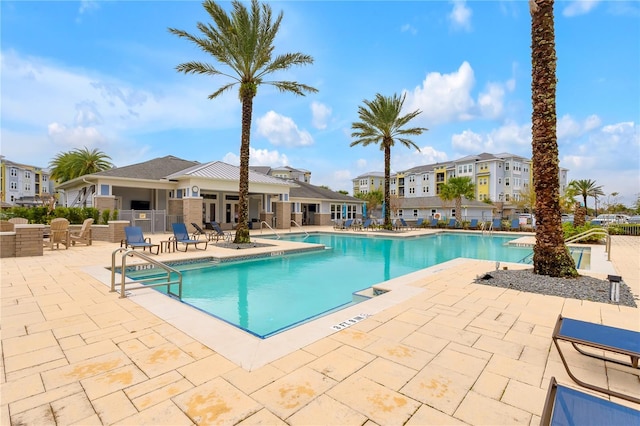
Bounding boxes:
1 227 638 425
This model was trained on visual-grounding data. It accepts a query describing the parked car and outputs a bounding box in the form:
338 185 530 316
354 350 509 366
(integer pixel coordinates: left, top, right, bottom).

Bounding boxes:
590 214 629 226
628 215 640 224
561 214 574 223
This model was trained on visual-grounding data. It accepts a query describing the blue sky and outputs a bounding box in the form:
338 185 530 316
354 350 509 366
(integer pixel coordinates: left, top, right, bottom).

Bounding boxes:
2 1 639 206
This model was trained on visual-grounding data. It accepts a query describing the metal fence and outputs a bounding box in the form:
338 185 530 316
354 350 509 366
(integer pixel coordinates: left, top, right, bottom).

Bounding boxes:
119 210 172 234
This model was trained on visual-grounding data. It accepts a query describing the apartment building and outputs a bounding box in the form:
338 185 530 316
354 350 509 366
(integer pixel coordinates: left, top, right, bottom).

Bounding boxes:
352 171 385 194
0 156 54 206
352 152 569 217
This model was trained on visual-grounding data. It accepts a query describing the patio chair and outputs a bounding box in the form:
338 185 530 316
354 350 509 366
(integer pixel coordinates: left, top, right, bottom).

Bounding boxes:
397 218 409 230
468 219 479 230
492 218 502 231
191 222 216 241
551 315 640 403
429 218 439 228
209 221 233 242
362 218 377 231
510 218 520 231
171 223 208 252
70 218 93 246
447 218 457 229
48 218 70 250
8 217 28 224
123 226 159 254
0 220 14 232
414 218 424 229
341 219 354 230
540 377 639 426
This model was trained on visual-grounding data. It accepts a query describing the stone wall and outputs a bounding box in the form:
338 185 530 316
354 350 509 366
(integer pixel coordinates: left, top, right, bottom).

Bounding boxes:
0 225 44 258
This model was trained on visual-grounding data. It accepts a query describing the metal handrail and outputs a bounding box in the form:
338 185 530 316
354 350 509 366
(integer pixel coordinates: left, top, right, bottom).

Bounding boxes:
290 220 309 237
110 247 182 299
260 221 280 239
564 228 610 260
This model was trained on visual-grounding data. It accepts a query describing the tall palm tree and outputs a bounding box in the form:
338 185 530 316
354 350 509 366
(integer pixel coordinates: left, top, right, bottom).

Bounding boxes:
530 0 577 277
49 147 113 183
568 179 604 212
351 93 427 230
169 0 317 243
439 177 475 224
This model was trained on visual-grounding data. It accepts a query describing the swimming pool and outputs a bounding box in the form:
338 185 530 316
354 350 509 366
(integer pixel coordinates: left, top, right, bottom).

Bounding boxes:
126 232 537 338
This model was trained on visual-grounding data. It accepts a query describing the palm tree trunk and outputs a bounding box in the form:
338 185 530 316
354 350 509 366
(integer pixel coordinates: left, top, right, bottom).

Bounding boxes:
383 141 391 229
234 90 253 244
531 0 577 277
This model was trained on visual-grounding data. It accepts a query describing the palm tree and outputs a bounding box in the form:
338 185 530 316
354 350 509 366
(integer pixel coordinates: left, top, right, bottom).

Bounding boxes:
49 147 113 183
530 0 577 277
568 179 604 212
351 93 427 230
439 177 475 224
169 0 317 243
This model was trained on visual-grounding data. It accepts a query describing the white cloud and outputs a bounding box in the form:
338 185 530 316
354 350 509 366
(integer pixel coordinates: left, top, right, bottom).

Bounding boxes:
403 62 515 125
563 0 601 17
401 23 417 35
310 101 332 130
47 122 106 148
557 114 602 140
392 146 448 171
448 0 472 31
403 61 476 125
452 121 531 155
222 147 289 167
256 110 314 147
477 83 506 119
356 159 368 169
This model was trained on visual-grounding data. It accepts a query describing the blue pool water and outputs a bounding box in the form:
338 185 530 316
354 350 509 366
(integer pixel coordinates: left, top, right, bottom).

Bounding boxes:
128 233 532 338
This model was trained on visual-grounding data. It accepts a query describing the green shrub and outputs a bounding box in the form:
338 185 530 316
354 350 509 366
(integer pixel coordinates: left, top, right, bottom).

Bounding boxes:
562 222 605 243
112 209 119 220
101 209 111 225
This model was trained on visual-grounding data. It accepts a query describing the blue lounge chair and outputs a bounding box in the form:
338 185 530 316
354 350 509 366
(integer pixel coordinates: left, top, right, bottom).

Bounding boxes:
429 218 439 228
123 226 159 254
447 218 457 229
361 218 374 231
492 218 502 230
552 315 640 403
540 377 639 426
342 219 354 230
468 219 478 230
209 221 232 242
171 223 208 252
414 218 424 228
510 218 520 231
395 218 409 230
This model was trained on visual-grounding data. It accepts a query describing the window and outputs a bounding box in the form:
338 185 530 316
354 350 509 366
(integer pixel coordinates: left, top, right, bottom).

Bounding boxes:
10 182 17 190
24 183 31 191
25 171 31 179
409 176 415 182
409 188 415 194
505 162 510 171
505 194 510 202
413 209 418 217
505 178 510 186
451 209 456 217
10 168 17 177
498 178 502 184
458 166 463 174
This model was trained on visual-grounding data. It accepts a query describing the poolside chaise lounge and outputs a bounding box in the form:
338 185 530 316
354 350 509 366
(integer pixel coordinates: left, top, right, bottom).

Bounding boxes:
551 314 640 403
191 222 216 241
70 218 93 246
468 218 479 230
492 218 502 231
447 218 457 229
123 226 160 254
341 219 354 230
414 218 424 229
209 221 233 242
540 377 640 426
171 223 208 252
510 218 520 231
429 218 439 228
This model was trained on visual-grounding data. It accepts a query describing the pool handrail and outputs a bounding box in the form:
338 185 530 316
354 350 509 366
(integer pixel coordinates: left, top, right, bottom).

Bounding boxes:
110 247 182 299
290 220 309 238
260 221 281 239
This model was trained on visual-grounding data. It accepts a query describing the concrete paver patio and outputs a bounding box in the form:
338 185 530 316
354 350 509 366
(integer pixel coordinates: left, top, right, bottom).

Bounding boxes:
1 228 638 425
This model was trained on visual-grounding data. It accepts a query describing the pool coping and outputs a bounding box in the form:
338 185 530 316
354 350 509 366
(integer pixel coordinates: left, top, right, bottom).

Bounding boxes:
85 233 615 371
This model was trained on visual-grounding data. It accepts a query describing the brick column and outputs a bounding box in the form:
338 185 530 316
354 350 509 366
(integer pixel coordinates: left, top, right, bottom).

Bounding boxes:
274 201 291 229
109 221 129 244
15 225 44 257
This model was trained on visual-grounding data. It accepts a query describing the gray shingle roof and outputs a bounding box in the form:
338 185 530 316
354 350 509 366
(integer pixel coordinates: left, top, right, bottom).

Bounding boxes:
94 155 199 180
289 181 362 202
